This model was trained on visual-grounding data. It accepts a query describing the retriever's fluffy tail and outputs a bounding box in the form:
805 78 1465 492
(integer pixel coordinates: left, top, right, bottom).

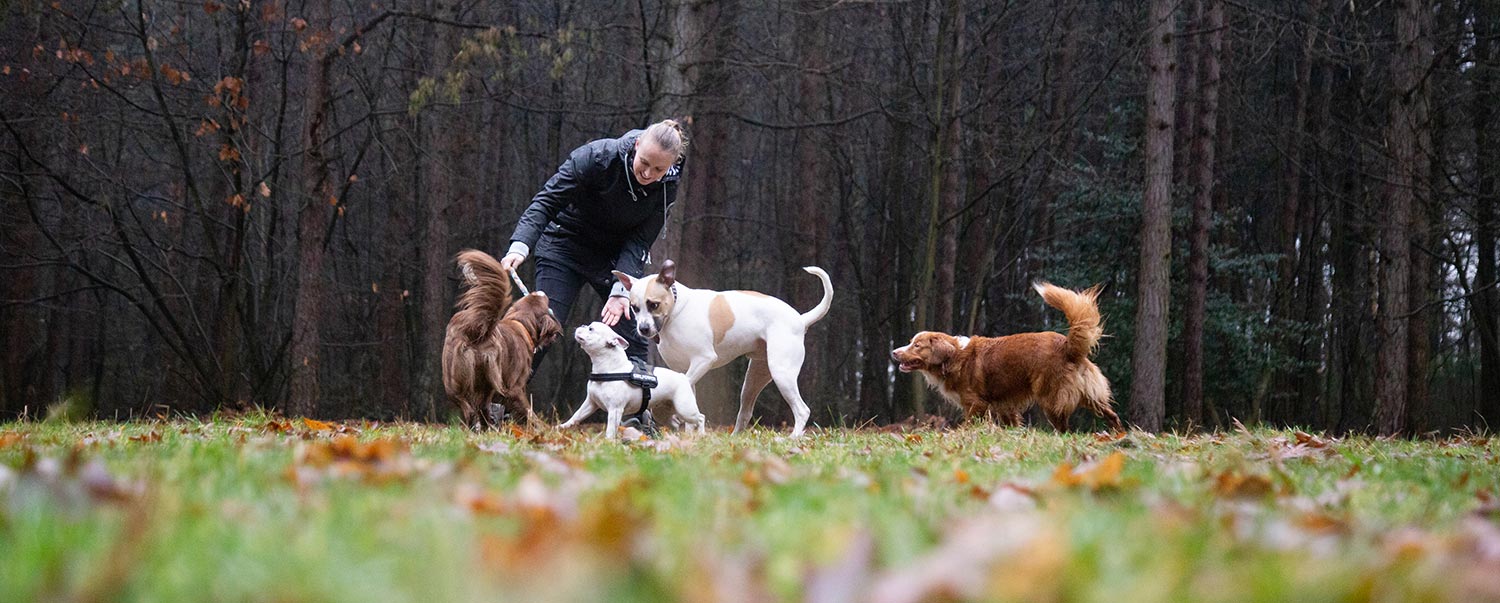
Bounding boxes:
800 267 834 328
1034 282 1104 363
453 250 513 344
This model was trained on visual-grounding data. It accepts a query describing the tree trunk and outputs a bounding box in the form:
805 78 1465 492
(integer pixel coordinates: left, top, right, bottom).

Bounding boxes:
1129 0 1178 432
934 2 964 332
288 0 333 418
1374 0 1430 436
658 0 739 422
910 0 964 412
793 9 832 422
1181 0 1222 431
1474 0 1500 426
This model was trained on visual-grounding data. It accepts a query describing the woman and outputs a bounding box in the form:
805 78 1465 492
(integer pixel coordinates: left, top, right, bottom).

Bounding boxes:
500 119 688 432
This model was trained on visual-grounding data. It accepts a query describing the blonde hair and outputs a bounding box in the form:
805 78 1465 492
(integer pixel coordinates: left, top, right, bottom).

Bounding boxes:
644 119 689 158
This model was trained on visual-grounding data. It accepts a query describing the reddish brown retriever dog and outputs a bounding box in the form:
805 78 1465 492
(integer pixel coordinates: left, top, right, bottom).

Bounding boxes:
891 282 1123 432
442 250 561 430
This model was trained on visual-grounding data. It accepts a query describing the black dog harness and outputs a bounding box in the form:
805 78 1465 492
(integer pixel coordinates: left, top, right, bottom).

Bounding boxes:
588 372 653 418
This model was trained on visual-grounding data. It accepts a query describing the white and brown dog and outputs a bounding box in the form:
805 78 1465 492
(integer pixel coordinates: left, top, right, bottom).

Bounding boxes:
558 322 706 438
612 260 833 437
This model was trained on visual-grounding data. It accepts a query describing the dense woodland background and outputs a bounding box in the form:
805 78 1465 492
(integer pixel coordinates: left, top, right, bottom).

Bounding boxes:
1 0 1496 434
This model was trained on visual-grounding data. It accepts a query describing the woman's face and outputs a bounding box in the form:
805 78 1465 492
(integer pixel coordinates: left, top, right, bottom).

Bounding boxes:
632 138 677 186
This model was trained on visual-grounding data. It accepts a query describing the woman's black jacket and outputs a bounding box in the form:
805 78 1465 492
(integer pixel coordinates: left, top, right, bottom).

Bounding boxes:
508 129 682 279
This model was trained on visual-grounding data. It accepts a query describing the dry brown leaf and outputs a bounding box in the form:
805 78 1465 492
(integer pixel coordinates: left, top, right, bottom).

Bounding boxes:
1295 512 1349 534
1475 490 1500 519
454 482 508 516
302 418 335 432
1294 431 1330 448
1051 452 1127 490
1213 472 1275 500
291 435 413 485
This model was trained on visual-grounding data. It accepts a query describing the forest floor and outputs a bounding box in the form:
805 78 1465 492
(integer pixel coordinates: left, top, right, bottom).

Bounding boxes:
2 415 1499 602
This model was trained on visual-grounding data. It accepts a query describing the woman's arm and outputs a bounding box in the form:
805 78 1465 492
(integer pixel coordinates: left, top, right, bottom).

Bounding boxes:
506 145 595 262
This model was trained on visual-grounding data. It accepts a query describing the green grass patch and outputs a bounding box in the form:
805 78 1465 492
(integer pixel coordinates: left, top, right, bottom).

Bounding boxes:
2 417 1498 602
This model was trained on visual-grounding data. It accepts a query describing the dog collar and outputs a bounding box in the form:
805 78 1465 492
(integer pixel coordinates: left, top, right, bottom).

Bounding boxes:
655 283 679 333
508 321 539 354
587 372 636 381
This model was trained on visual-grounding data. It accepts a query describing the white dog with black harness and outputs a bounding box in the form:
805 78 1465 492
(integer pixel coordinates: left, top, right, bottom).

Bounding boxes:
558 322 706 438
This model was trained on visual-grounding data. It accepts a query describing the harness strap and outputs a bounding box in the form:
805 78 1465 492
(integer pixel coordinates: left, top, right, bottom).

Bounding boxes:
588 372 653 408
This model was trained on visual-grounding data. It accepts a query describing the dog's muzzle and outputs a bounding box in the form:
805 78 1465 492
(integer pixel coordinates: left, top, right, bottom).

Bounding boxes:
636 316 658 339
891 349 920 373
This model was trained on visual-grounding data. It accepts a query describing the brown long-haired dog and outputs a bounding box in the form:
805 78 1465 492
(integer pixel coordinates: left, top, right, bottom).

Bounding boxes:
442 250 562 430
891 282 1123 432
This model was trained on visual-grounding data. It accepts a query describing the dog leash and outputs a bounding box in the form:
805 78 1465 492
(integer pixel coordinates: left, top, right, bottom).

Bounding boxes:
508 269 532 296
507 269 557 318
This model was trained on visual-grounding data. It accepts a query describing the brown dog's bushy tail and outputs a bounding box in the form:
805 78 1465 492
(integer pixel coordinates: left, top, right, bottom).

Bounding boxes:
1034 282 1104 363
453 249 513 345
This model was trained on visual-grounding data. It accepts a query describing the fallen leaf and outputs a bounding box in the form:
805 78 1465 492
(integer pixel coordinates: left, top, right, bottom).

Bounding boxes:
302 418 335 431
1051 452 1126 490
1212 472 1275 500
1294 431 1331 448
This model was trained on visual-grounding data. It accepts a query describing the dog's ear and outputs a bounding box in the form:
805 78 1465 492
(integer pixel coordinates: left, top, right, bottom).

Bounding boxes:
659 259 676 287
607 334 627 349
539 313 562 345
612 271 634 291
930 337 956 366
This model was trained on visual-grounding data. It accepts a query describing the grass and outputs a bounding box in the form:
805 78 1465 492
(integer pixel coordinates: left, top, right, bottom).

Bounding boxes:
2 415 1498 602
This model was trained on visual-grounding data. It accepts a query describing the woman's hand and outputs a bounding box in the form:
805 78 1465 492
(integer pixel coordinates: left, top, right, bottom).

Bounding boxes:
601 296 632 326
500 252 525 272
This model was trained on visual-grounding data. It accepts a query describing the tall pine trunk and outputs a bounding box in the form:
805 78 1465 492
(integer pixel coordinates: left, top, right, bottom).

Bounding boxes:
1182 0 1223 430
1130 0 1178 432
1374 0 1430 435
1474 0 1500 426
